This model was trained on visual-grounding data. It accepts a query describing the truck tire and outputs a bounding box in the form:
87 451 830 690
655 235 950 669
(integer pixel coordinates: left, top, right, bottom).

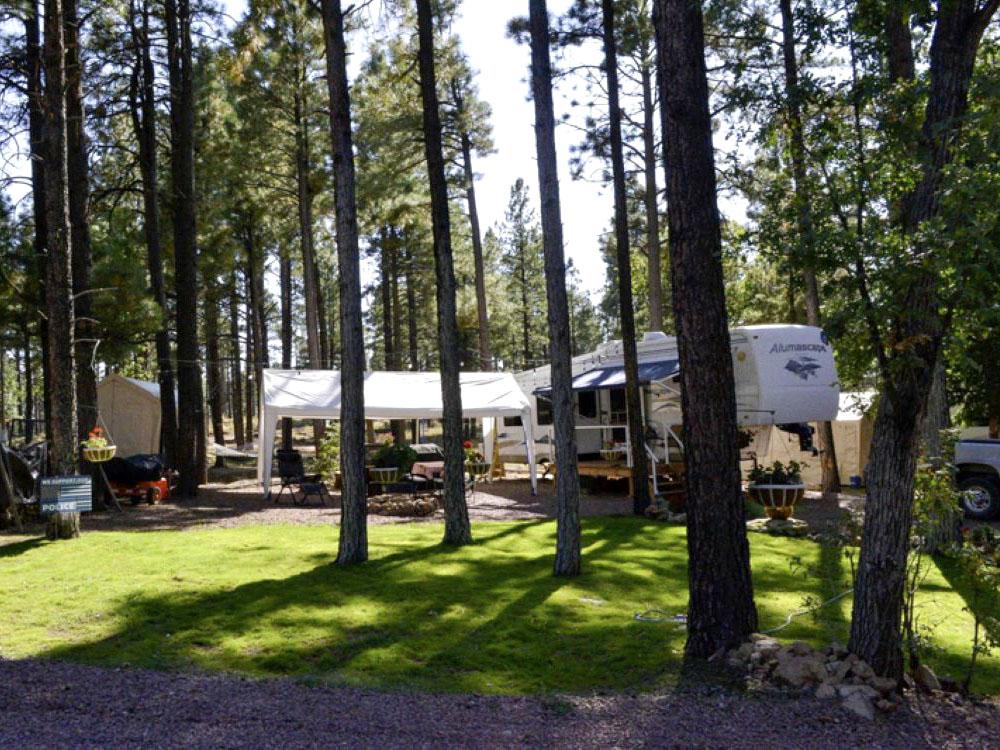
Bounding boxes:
958 476 1000 520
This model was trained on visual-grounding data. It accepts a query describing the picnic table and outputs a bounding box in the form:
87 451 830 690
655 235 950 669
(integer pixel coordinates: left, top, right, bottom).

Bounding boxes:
411 460 445 479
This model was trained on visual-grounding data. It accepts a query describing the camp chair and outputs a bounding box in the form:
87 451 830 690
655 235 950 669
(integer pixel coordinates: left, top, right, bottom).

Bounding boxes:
274 449 331 506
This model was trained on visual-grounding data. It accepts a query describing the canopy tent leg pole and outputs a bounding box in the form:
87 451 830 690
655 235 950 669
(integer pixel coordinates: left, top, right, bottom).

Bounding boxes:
523 412 537 496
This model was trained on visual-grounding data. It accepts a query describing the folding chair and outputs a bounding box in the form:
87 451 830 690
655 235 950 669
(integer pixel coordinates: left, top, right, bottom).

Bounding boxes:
275 449 331 506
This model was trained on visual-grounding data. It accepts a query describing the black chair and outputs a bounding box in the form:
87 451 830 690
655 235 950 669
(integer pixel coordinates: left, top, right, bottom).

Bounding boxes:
275 449 331 506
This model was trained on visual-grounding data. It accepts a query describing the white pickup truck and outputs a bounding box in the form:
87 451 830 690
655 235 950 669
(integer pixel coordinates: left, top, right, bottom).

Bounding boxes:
956 439 1000 520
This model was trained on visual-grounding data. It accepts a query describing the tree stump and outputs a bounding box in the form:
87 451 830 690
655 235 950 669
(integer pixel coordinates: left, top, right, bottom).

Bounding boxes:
46 511 81 540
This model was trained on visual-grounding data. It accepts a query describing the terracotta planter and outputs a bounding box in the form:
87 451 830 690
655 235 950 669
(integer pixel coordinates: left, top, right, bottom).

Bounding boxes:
82 444 117 463
747 483 805 520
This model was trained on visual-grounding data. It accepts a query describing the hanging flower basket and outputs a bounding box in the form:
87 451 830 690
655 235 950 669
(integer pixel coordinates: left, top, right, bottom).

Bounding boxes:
747 483 805 520
81 426 115 463
82 444 117 463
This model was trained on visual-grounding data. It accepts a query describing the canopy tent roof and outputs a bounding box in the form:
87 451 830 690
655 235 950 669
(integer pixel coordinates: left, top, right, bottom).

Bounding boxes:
534 360 679 396
257 369 536 492
261 369 532 419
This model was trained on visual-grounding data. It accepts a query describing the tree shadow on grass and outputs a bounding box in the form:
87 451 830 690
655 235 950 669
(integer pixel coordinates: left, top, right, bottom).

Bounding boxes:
929 554 1000 691
0 536 46 559
30 519 887 695
38 518 690 694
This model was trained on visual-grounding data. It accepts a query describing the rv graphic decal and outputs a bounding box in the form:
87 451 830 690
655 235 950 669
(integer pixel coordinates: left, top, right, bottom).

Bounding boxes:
769 342 828 354
785 356 822 380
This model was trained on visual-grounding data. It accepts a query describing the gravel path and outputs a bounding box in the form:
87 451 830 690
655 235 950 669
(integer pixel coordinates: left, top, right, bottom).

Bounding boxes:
3 468 863 538
3 472 636 537
2 658 997 749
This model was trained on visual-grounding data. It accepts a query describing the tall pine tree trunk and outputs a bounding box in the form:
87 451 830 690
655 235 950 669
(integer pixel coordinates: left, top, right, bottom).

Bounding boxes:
849 0 998 679
294 87 325 446
280 249 293 450
529 0 581 576
243 291 254 445
321 0 368 563
654 0 757 655
22 324 34 442
416 0 472 546
640 58 664 332
778 0 840 495
455 109 492 370
165 0 204 496
129 0 177 466
64 0 95 445
43 0 80 539
405 248 419 370
243 228 269 416
25 0 52 442
204 285 226 459
228 280 245 448
603 0 650 515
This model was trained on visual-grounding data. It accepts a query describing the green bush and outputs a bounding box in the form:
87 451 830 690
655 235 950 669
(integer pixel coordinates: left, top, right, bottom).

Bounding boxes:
747 460 804 485
314 423 341 482
371 439 418 473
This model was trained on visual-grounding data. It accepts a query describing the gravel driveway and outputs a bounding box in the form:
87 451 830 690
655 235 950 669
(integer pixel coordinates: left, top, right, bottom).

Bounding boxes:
4 469 864 538
4 472 635 537
2 658 997 749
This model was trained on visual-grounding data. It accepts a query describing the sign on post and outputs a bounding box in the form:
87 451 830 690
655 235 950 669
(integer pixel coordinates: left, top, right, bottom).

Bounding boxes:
40 476 93 515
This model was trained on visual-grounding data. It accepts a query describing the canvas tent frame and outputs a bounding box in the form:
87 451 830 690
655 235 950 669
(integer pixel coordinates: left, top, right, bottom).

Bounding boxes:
256 369 537 495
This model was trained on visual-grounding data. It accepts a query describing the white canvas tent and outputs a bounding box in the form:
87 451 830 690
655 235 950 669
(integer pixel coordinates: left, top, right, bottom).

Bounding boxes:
96 374 162 457
745 391 875 488
256 369 537 494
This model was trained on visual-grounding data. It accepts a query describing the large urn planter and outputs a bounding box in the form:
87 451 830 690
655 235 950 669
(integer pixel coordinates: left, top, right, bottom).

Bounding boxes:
747 483 805 520
464 461 491 479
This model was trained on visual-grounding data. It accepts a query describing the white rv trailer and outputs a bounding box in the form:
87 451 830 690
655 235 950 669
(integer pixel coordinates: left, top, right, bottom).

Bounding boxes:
498 325 840 475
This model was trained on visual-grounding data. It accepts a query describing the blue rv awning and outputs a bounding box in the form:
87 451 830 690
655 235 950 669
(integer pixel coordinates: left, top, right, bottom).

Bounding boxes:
535 359 679 396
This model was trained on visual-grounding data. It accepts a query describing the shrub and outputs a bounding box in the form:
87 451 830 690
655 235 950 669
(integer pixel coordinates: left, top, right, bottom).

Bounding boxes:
314 423 341 482
371 439 418 473
747 460 804 485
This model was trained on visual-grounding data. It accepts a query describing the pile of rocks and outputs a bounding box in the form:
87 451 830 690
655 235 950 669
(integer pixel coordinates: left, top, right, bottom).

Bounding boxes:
367 495 438 517
643 499 686 524
745 517 810 537
727 636 909 720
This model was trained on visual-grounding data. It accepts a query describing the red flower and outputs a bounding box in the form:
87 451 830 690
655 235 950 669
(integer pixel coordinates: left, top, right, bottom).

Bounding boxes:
463 440 473 449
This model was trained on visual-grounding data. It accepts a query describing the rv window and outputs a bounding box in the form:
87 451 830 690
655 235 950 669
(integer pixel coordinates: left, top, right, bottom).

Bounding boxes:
503 416 522 427
609 389 626 412
578 390 597 419
536 396 553 426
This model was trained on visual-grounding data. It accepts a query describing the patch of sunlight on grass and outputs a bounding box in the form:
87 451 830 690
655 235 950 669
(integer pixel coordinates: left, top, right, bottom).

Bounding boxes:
1 518 997 695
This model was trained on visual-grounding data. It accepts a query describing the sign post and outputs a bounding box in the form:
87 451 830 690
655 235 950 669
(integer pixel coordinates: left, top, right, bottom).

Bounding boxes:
40 476 92 539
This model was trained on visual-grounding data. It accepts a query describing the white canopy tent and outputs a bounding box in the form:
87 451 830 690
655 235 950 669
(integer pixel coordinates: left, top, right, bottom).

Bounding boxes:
256 369 537 494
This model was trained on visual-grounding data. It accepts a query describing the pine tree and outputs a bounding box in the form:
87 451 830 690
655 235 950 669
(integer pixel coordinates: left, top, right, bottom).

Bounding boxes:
654 0 757 655
320 0 368 563
416 0 472 546
529 0 582 576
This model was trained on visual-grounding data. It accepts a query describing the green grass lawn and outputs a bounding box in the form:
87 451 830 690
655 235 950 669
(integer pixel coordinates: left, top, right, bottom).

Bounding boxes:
1 518 997 695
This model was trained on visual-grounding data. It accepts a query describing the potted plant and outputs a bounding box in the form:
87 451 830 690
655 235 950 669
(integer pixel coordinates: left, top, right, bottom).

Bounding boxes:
370 439 418 485
600 440 622 463
747 460 806 520
81 426 116 463
463 440 490 478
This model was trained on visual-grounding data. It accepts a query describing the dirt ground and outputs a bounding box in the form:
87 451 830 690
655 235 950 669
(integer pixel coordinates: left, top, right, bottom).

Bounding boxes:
2 463 870 537
2 657 998 749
